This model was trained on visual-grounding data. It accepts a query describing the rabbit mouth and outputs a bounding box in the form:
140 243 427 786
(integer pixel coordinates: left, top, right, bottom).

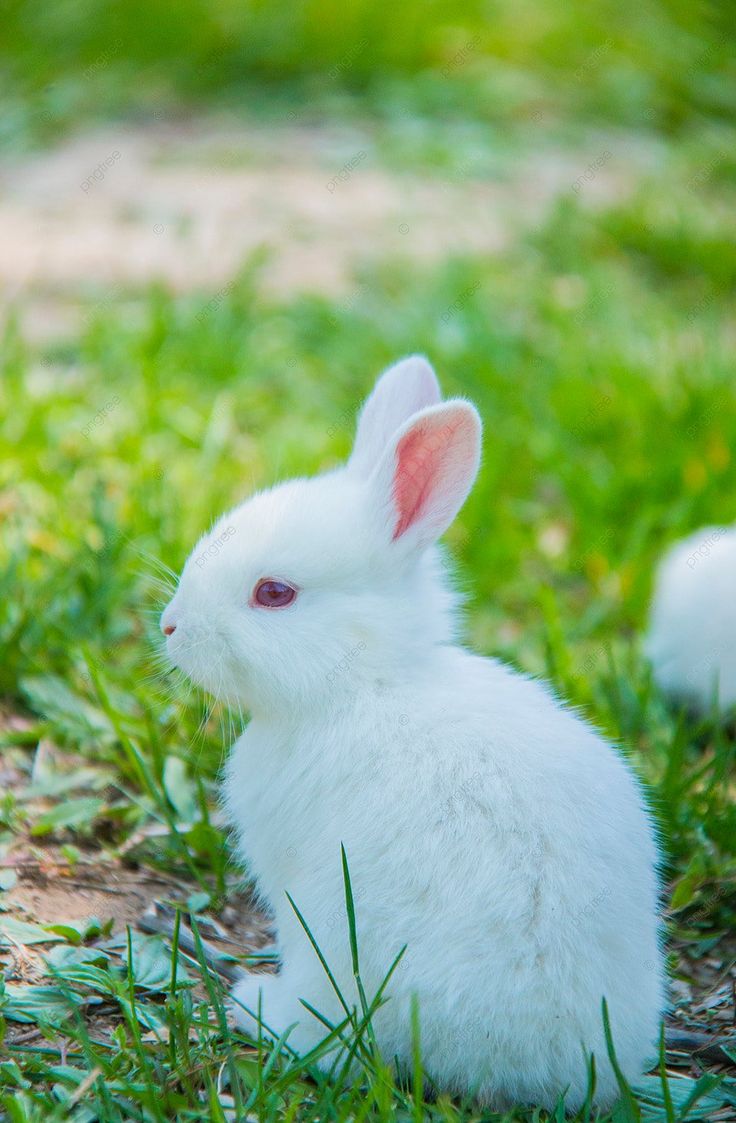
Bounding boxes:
165 624 238 697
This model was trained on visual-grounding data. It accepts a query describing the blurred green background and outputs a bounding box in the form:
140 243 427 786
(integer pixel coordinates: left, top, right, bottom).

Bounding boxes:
2 0 735 148
1 0 735 905
1 3 736 1116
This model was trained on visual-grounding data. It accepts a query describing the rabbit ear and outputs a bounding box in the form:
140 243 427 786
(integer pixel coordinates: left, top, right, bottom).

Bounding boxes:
348 355 441 476
370 400 482 550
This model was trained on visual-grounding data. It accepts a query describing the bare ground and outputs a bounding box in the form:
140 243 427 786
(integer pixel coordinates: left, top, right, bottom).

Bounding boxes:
0 114 655 343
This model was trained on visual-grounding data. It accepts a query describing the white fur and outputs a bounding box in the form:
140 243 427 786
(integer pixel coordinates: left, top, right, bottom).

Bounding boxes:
646 525 736 713
162 355 664 1111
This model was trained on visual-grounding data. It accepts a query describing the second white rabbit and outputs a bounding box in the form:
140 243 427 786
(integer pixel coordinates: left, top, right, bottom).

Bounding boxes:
646 525 736 713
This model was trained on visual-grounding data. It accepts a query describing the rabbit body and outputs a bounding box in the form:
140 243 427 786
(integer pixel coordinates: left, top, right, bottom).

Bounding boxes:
162 357 664 1110
226 644 662 1109
646 526 736 713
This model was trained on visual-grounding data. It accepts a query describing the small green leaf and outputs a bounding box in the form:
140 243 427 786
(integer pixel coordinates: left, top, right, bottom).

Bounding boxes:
120 931 190 991
0 869 17 892
163 755 199 823
634 1072 730 1121
30 797 106 836
3 983 87 1026
187 891 210 914
59 844 82 870
44 923 83 945
18 766 113 802
0 917 63 946
0 1060 26 1089
45 943 109 973
20 675 114 747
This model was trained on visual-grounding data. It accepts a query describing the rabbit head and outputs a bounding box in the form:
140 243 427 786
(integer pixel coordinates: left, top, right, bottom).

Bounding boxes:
160 356 482 714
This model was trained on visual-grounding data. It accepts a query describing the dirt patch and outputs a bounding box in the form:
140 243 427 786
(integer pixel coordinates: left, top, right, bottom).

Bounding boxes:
0 116 654 342
8 859 184 931
0 724 273 1005
1 850 273 1031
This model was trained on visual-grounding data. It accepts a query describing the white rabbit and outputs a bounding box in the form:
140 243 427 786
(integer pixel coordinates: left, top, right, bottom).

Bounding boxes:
161 356 664 1111
646 525 736 714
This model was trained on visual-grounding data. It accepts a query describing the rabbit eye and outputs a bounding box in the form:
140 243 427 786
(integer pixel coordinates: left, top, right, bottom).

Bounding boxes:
252 579 297 609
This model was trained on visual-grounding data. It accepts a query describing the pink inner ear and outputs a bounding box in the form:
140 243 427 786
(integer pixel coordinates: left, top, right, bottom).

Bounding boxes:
392 416 467 540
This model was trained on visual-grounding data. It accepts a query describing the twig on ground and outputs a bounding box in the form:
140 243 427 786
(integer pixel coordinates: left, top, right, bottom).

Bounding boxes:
665 1029 736 1067
138 902 244 983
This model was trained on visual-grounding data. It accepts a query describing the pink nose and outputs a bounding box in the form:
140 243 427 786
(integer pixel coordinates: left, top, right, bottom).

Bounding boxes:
163 623 176 636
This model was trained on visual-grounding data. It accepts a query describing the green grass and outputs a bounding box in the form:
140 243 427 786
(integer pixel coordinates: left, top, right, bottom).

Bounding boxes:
2 42 736 1119
2 0 735 151
1 8 736 1109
